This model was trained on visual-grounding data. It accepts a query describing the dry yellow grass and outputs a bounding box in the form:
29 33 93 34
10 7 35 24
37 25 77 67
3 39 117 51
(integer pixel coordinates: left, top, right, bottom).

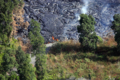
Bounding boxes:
62 39 80 46
103 35 117 47
47 51 120 79
10 3 31 53
60 53 64 60
47 37 120 79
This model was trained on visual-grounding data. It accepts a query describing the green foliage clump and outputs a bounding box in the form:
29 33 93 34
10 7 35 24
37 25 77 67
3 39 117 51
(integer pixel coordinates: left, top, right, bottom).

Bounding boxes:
6 72 19 80
0 0 37 79
0 0 20 46
35 54 47 80
29 19 47 80
28 19 45 55
111 14 120 52
77 14 98 52
0 53 4 66
111 14 120 31
2 48 18 75
0 74 5 80
0 0 20 77
16 46 37 80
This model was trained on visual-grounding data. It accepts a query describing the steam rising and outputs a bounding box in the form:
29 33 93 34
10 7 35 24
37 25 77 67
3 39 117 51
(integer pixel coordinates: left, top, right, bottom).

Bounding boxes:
75 13 80 20
81 0 89 14
111 16 114 21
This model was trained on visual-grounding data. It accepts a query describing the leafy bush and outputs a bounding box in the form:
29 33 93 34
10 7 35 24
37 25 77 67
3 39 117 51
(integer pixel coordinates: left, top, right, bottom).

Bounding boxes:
50 43 62 53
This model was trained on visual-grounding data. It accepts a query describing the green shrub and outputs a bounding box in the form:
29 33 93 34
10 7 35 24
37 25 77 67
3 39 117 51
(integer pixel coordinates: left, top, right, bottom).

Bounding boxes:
50 43 62 53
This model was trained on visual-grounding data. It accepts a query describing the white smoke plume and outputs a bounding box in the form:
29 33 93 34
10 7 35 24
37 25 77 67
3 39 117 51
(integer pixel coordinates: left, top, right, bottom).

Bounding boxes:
75 13 80 20
81 0 89 14
111 16 114 21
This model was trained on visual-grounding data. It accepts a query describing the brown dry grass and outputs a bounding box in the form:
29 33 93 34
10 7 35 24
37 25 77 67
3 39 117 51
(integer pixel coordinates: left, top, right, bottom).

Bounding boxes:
62 39 80 46
47 37 120 79
103 35 117 47
10 3 31 53
47 51 120 79
18 37 32 53
60 53 64 60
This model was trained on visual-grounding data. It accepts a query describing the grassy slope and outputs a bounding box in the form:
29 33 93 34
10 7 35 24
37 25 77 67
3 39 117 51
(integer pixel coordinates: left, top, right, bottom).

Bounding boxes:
46 37 120 80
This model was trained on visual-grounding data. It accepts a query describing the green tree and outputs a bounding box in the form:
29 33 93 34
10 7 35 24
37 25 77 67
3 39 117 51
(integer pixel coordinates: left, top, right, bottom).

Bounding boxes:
28 19 45 55
16 46 28 65
0 0 24 79
2 48 18 75
16 46 37 80
0 74 5 80
111 14 120 52
28 19 47 80
0 0 19 46
35 54 47 80
77 14 98 52
7 72 19 80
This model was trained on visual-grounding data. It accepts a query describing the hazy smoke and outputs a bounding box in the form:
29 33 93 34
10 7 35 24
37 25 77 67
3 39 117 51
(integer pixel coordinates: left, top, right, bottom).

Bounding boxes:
111 15 114 21
81 0 89 14
75 13 80 20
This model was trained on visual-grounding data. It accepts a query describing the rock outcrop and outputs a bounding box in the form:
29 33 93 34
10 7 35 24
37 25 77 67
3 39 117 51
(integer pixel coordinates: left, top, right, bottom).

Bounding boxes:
88 0 120 37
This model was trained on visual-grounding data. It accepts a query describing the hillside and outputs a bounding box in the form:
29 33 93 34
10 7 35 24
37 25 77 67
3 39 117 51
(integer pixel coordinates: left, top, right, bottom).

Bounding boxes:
0 0 120 80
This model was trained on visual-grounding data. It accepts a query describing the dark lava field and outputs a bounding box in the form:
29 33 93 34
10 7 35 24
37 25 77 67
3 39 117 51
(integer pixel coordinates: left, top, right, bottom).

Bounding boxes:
23 0 120 43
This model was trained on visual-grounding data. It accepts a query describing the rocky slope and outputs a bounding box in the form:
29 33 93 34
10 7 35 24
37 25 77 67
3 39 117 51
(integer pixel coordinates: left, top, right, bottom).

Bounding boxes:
12 3 31 52
23 0 120 43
